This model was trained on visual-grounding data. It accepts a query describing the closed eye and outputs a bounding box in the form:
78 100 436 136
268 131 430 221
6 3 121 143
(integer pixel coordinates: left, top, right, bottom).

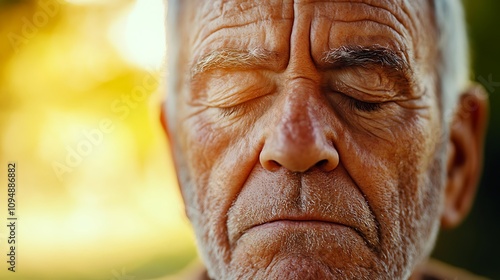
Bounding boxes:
218 94 273 118
345 96 382 112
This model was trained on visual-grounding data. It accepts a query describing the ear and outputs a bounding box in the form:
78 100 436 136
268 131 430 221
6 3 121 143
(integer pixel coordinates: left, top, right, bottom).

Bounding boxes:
441 84 489 229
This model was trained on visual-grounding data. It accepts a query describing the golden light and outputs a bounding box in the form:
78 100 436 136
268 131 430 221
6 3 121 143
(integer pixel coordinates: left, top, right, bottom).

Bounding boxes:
0 1 195 279
64 0 123 5
110 0 167 69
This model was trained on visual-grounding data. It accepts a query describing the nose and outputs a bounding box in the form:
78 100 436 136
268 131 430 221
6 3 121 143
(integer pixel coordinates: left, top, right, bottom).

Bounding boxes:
259 86 339 173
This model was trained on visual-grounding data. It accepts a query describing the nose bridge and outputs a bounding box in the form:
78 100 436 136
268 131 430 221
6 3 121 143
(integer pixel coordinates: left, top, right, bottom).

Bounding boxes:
260 80 339 173
278 83 318 147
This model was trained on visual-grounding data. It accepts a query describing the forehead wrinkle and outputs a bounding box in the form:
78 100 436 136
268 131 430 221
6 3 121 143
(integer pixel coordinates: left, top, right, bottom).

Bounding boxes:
297 0 415 36
318 2 427 72
187 0 431 79
192 17 286 56
321 17 407 40
349 0 413 39
307 0 429 64
359 0 417 40
191 1 293 55
311 2 411 41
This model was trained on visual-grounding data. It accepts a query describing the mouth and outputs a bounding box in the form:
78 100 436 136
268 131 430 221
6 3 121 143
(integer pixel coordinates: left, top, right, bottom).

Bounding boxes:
254 218 345 225
248 219 349 232
239 215 379 251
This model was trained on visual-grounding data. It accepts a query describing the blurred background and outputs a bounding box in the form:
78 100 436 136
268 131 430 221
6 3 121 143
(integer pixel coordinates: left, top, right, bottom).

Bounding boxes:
0 0 498 279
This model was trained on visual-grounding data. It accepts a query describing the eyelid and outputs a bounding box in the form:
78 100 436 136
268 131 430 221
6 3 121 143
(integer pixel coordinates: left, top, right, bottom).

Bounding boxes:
331 77 397 104
219 94 272 117
194 71 275 108
332 68 401 100
344 95 383 112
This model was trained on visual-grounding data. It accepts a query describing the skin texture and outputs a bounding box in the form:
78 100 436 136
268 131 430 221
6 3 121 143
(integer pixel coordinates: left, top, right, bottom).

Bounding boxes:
165 0 489 279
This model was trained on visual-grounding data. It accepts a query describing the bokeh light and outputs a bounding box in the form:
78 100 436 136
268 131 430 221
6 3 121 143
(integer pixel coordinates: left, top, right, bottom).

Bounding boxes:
110 0 166 69
0 1 195 279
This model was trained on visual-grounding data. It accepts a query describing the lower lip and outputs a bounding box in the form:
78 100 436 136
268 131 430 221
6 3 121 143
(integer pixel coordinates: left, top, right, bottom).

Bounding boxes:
237 220 375 253
238 220 362 246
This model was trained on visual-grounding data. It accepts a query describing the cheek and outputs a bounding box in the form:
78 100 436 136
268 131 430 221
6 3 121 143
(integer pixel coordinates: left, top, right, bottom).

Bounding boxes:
184 116 228 174
178 107 265 225
341 106 439 214
181 112 256 189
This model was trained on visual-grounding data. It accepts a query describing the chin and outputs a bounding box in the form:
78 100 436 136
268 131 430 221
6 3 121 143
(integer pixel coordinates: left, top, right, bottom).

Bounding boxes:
240 256 338 280
201 228 402 280
212 255 402 280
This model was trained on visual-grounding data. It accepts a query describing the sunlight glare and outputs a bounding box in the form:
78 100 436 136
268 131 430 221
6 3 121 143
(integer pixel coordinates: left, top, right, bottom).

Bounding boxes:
110 0 166 69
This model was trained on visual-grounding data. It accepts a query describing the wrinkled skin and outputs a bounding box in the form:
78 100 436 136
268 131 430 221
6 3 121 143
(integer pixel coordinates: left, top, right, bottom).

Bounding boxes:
165 0 488 279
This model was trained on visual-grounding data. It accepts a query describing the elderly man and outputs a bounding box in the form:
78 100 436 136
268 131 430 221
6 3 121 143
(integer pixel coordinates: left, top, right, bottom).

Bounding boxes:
162 0 489 279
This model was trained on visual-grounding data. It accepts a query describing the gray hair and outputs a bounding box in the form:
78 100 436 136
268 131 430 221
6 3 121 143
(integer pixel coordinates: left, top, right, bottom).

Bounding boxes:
165 0 470 124
433 0 470 123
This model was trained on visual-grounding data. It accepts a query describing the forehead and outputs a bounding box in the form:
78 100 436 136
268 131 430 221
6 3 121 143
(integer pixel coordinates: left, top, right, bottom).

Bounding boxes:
182 0 433 68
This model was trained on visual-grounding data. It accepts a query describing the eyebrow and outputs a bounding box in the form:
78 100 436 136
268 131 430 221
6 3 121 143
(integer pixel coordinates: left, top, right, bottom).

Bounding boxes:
321 45 411 75
190 48 277 79
190 45 412 80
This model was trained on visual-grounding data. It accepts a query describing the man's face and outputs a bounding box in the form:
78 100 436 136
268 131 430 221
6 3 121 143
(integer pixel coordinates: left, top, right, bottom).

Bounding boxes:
169 0 446 279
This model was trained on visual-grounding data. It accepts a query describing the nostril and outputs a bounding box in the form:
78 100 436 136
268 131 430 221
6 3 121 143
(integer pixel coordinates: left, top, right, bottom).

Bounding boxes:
316 159 328 169
317 152 339 171
262 160 281 171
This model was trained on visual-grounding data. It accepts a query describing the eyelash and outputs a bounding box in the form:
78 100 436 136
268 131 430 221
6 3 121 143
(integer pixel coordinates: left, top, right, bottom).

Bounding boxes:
218 95 271 117
218 93 383 117
345 96 383 112
220 106 242 117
